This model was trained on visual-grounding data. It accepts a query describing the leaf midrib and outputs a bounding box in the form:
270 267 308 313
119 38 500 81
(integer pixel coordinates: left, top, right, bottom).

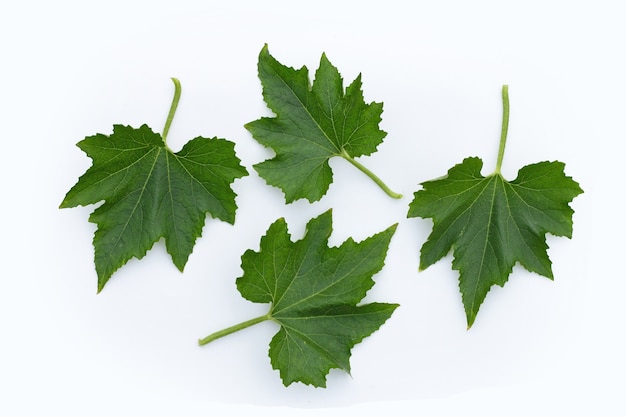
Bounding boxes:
271 64 342 156
270 235 386 316
467 175 500 318
104 147 162 265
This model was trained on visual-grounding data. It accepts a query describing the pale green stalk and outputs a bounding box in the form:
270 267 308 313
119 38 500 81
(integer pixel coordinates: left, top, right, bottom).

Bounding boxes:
494 85 510 174
198 314 271 346
162 78 182 144
340 149 403 199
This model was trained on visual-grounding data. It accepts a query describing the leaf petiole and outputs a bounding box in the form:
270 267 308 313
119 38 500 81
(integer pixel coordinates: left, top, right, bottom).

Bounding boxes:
162 77 182 145
198 314 271 346
340 149 403 199
494 84 510 174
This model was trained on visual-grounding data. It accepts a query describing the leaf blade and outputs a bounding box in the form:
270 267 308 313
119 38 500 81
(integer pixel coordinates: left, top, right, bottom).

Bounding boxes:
245 45 393 202
231 210 398 387
61 124 248 291
408 157 582 328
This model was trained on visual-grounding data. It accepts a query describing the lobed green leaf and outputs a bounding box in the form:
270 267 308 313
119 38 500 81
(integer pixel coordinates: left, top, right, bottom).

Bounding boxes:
61 124 248 291
408 157 583 327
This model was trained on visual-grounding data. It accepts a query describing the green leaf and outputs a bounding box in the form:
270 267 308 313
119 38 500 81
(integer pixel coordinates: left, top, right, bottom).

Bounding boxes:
245 44 401 203
199 210 398 387
60 80 248 292
407 86 583 328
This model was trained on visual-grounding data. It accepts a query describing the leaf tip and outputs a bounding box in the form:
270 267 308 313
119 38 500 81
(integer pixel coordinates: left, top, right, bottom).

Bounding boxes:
97 274 110 294
319 52 333 69
465 313 477 330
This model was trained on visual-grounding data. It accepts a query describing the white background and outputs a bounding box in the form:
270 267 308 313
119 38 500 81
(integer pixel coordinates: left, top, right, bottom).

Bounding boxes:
1 0 622 415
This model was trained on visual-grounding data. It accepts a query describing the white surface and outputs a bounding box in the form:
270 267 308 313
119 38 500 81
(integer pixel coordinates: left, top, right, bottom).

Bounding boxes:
0 0 621 415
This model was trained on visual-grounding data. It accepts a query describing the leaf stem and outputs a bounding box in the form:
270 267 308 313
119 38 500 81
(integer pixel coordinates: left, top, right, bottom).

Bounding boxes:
340 149 403 199
198 314 270 346
162 77 182 144
494 85 510 174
